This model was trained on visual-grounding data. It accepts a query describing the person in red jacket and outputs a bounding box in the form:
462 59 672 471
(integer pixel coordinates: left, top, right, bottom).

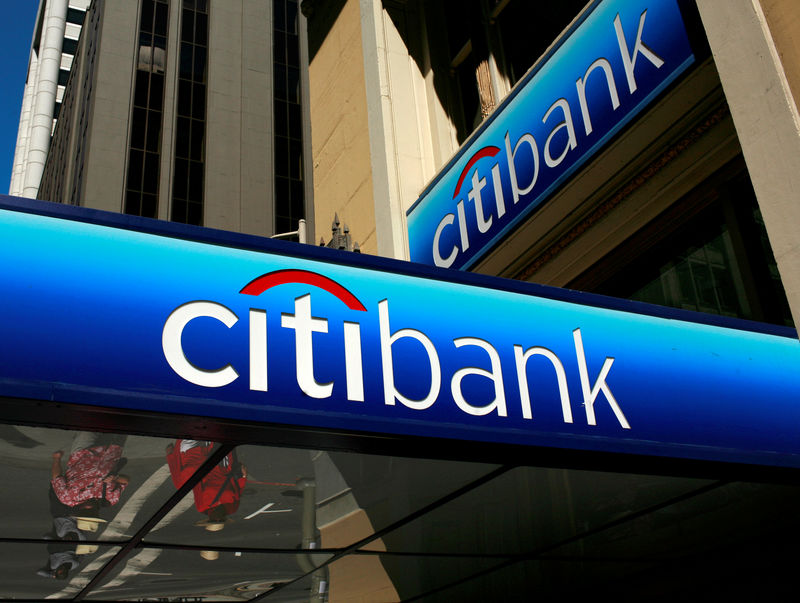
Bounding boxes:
165 440 247 531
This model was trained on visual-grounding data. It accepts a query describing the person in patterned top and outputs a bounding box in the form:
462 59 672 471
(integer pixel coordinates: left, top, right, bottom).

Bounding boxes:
50 432 129 509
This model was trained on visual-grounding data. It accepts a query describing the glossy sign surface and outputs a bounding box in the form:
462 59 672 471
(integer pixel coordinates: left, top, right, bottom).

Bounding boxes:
407 0 695 269
1 199 799 468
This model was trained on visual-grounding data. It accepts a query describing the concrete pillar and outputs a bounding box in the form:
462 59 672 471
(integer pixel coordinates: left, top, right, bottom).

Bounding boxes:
23 0 68 198
10 51 38 196
697 0 800 328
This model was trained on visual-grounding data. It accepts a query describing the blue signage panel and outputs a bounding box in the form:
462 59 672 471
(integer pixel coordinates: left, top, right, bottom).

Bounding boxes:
407 0 696 269
1 198 799 468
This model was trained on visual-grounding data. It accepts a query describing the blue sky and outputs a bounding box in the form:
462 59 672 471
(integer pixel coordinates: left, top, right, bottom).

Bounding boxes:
0 3 40 194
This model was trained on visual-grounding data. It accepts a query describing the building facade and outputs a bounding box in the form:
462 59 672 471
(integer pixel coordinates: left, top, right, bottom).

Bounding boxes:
297 0 800 599
303 0 798 331
10 0 313 238
9 0 89 199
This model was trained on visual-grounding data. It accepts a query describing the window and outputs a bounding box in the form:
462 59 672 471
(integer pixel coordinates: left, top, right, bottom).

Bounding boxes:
273 0 305 235
436 0 588 143
125 0 169 219
61 37 79 56
571 166 793 327
493 0 586 86
66 7 86 25
171 0 208 226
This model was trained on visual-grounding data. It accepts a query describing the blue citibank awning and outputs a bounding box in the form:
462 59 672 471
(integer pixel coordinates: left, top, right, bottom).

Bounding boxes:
1 197 799 470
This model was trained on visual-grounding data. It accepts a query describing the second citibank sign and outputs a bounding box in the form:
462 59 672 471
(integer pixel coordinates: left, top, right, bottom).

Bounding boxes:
407 0 696 270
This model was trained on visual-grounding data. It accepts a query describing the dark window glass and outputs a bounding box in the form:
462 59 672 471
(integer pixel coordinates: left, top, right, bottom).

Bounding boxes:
173 158 188 199
139 30 153 48
193 45 207 81
143 152 160 194
275 136 289 176
180 43 193 78
62 37 78 55
187 200 202 225
172 198 186 221
274 31 287 65
126 0 168 218
125 189 141 215
58 69 69 87
291 180 305 214
195 12 208 46
274 64 286 100
287 33 300 66
149 74 164 111
275 215 292 234
127 150 144 187
175 117 190 157
141 193 158 218
140 0 154 32
453 54 480 144
154 2 169 36
274 0 286 32
134 71 149 107
146 112 162 152
188 161 203 201
192 82 205 119
131 107 147 149
190 120 204 161
495 0 587 85
273 1 305 228
66 7 86 25
286 0 298 35
173 0 207 225
287 66 300 103
275 176 289 203
181 9 194 42
288 103 302 140
177 80 192 116
572 167 794 327
290 138 303 180
274 99 288 137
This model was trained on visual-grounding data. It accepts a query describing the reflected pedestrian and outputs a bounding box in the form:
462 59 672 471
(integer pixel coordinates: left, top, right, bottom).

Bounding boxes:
166 440 247 531
50 432 129 512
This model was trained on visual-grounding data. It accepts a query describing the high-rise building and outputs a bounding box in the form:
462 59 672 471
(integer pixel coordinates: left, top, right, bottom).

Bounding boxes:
9 0 89 199
10 0 313 238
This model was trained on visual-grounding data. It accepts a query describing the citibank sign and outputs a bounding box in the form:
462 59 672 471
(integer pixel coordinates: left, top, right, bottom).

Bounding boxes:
163 270 629 429
1 198 799 469
407 0 696 270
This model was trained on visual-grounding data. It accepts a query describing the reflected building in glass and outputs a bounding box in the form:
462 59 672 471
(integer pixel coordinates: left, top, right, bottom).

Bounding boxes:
10 0 312 238
1 425 800 600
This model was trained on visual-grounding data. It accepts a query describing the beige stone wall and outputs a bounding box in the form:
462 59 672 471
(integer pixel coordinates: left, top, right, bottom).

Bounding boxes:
697 0 800 328
761 0 800 111
320 509 399 603
307 0 377 252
